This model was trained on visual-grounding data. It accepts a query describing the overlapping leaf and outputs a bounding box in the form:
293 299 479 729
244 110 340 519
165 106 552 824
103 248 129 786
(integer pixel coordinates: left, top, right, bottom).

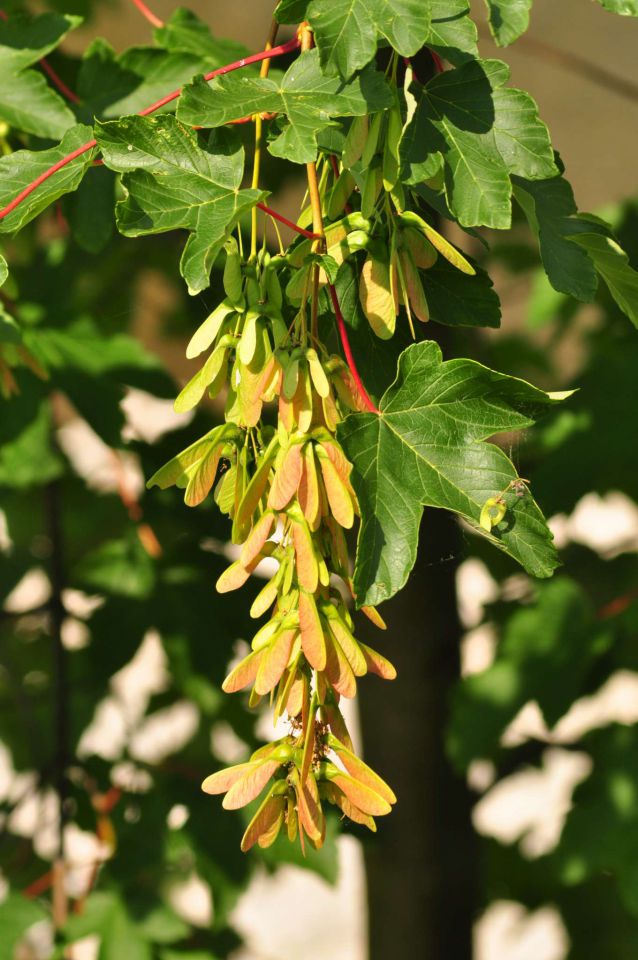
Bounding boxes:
426 0 479 63
401 58 556 229
77 10 248 121
177 49 392 164
0 12 80 139
596 0 638 14
513 172 599 300
305 0 431 77
484 0 532 45
96 117 264 294
338 340 561 608
0 125 96 234
570 231 638 328
300 0 477 77
275 0 311 22
515 175 638 322
422 257 502 327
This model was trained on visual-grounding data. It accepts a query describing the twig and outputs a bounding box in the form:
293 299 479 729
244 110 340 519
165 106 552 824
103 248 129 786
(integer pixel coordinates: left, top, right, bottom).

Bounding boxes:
256 202 320 239
130 0 164 29
250 17 280 260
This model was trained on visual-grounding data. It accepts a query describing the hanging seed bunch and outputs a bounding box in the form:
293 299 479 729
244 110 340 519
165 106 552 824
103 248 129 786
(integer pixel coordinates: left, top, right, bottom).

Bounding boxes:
147 228 401 851
146 46 480 853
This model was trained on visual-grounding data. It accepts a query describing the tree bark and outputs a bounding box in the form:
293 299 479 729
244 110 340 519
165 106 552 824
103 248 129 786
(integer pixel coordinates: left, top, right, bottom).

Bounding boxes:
358 506 477 959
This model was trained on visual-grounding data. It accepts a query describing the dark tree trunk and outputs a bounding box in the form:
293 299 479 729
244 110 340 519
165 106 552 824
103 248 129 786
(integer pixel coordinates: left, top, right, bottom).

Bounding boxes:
357 506 477 960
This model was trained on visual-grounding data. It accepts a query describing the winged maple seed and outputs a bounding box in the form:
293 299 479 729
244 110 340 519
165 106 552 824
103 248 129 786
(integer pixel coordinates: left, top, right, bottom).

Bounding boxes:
202 729 396 852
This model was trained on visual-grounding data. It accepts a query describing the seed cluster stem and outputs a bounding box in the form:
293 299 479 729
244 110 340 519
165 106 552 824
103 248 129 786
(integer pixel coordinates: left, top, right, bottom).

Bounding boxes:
250 17 280 260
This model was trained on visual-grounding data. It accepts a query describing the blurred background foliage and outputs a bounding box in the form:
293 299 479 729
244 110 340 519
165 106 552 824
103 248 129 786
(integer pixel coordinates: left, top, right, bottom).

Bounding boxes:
1 2 638 959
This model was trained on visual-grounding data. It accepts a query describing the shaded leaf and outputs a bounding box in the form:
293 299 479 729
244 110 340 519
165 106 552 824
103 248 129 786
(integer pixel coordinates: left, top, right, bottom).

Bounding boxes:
485 0 532 45
339 340 561 607
513 172 599 301
0 12 79 139
570 231 638 328
96 118 263 294
0 125 96 234
401 59 556 229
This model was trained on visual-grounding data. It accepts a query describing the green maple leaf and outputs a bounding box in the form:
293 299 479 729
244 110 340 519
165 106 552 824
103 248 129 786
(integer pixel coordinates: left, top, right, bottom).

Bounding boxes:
423 257 502 328
96 116 264 295
514 175 638 324
306 0 431 77
513 172 599 300
177 49 392 165
0 12 80 139
338 340 561 608
305 0 477 77
426 0 479 64
0 125 96 234
570 231 638 328
484 0 532 46
401 58 556 229
596 0 638 14
275 0 310 21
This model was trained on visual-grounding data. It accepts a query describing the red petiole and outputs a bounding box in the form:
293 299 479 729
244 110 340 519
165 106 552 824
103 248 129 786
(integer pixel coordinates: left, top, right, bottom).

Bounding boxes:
0 36 301 222
0 20 378 417
130 0 165 29
328 283 380 415
256 204 320 240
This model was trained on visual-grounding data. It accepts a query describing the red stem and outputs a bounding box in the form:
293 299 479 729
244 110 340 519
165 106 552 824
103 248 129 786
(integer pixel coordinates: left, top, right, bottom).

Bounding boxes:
257 202 320 240
1 141 98 220
0 8 80 104
37 57 81 105
404 50 444 85
23 871 54 900
328 283 379 415
430 50 445 74
130 0 164 29
138 36 300 116
0 36 301 223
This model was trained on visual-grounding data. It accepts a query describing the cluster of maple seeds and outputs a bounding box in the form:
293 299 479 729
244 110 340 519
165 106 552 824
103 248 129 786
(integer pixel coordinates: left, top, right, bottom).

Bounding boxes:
203 729 396 853
147 33 483 850
149 233 399 848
